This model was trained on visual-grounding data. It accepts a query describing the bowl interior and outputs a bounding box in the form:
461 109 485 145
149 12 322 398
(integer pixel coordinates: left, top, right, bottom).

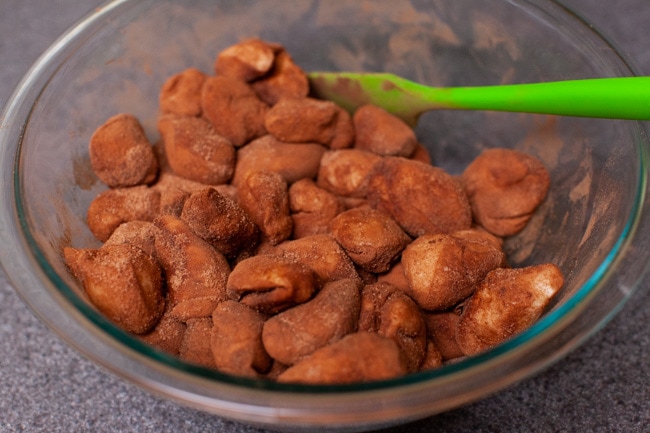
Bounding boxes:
4 0 647 428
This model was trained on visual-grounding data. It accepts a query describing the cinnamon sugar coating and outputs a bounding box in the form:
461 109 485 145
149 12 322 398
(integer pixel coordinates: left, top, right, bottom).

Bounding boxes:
201 75 269 147
328 108 355 150
456 264 564 356
63 244 165 334
103 220 160 258
420 341 444 371
277 332 408 384
288 178 343 238
157 115 236 185
462 148 550 236
262 278 361 366
264 361 289 381
152 171 239 217
158 187 190 217
232 135 326 186
367 157 472 237
179 318 217 369
423 310 464 361
153 215 230 321
180 187 259 259
330 206 411 273
453 227 504 250
151 172 203 217
153 170 213 195
317 149 382 198
265 97 354 149
211 300 271 377
227 254 318 314
215 38 279 82
273 234 359 283
69 39 567 384
159 68 207 117
359 282 427 372
401 229 507 311
410 143 432 165
140 313 186 356
338 196 370 211
86 185 161 242
89 113 159 188
377 262 409 293
353 104 417 157
237 171 293 246
251 49 309 105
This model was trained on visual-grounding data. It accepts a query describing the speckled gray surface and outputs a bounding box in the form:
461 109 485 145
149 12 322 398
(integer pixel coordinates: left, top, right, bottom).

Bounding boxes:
1 1 649 432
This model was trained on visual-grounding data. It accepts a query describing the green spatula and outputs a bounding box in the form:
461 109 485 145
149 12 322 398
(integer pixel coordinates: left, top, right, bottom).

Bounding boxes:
308 72 650 126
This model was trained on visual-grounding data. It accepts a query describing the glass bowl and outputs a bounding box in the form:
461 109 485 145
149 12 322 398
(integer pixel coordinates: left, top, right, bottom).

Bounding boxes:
1 0 649 431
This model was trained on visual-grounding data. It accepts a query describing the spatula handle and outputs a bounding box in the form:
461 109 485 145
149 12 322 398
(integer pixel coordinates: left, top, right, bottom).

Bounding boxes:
410 77 650 120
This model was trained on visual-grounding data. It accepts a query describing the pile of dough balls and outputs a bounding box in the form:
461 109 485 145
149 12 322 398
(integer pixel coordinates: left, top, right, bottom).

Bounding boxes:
64 38 564 385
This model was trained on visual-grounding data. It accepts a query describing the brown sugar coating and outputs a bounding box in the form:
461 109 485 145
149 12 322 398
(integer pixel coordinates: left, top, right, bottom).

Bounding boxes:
265 97 354 149
237 171 293 246
89 113 159 188
159 68 207 117
86 185 161 242
211 300 272 377
423 310 464 361
330 206 411 274
456 264 565 356
262 278 361 366
153 215 230 321
103 220 160 258
157 115 236 185
251 49 310 105
179 318 217 369
63 244 165 335
273 234 359 283
353 105 417 157
288 178 343 238
201 75 269 147
232 135 326 186
277 332 408 384
359 282 427 372
367 157 472 237
401 230 506 311
227 254 319 314
214 38 279 82
461 148 550 237
180 187 259 259
317 149 382 198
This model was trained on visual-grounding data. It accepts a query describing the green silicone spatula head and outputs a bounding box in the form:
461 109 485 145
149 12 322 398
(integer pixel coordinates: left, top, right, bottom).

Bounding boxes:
308 72 650 126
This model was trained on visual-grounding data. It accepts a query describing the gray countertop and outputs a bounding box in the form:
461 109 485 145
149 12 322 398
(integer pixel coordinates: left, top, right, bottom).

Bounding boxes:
1 1 649 432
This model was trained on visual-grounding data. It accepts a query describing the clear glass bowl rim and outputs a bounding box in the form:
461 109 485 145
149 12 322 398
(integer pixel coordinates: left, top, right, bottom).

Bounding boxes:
1 0 649 427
